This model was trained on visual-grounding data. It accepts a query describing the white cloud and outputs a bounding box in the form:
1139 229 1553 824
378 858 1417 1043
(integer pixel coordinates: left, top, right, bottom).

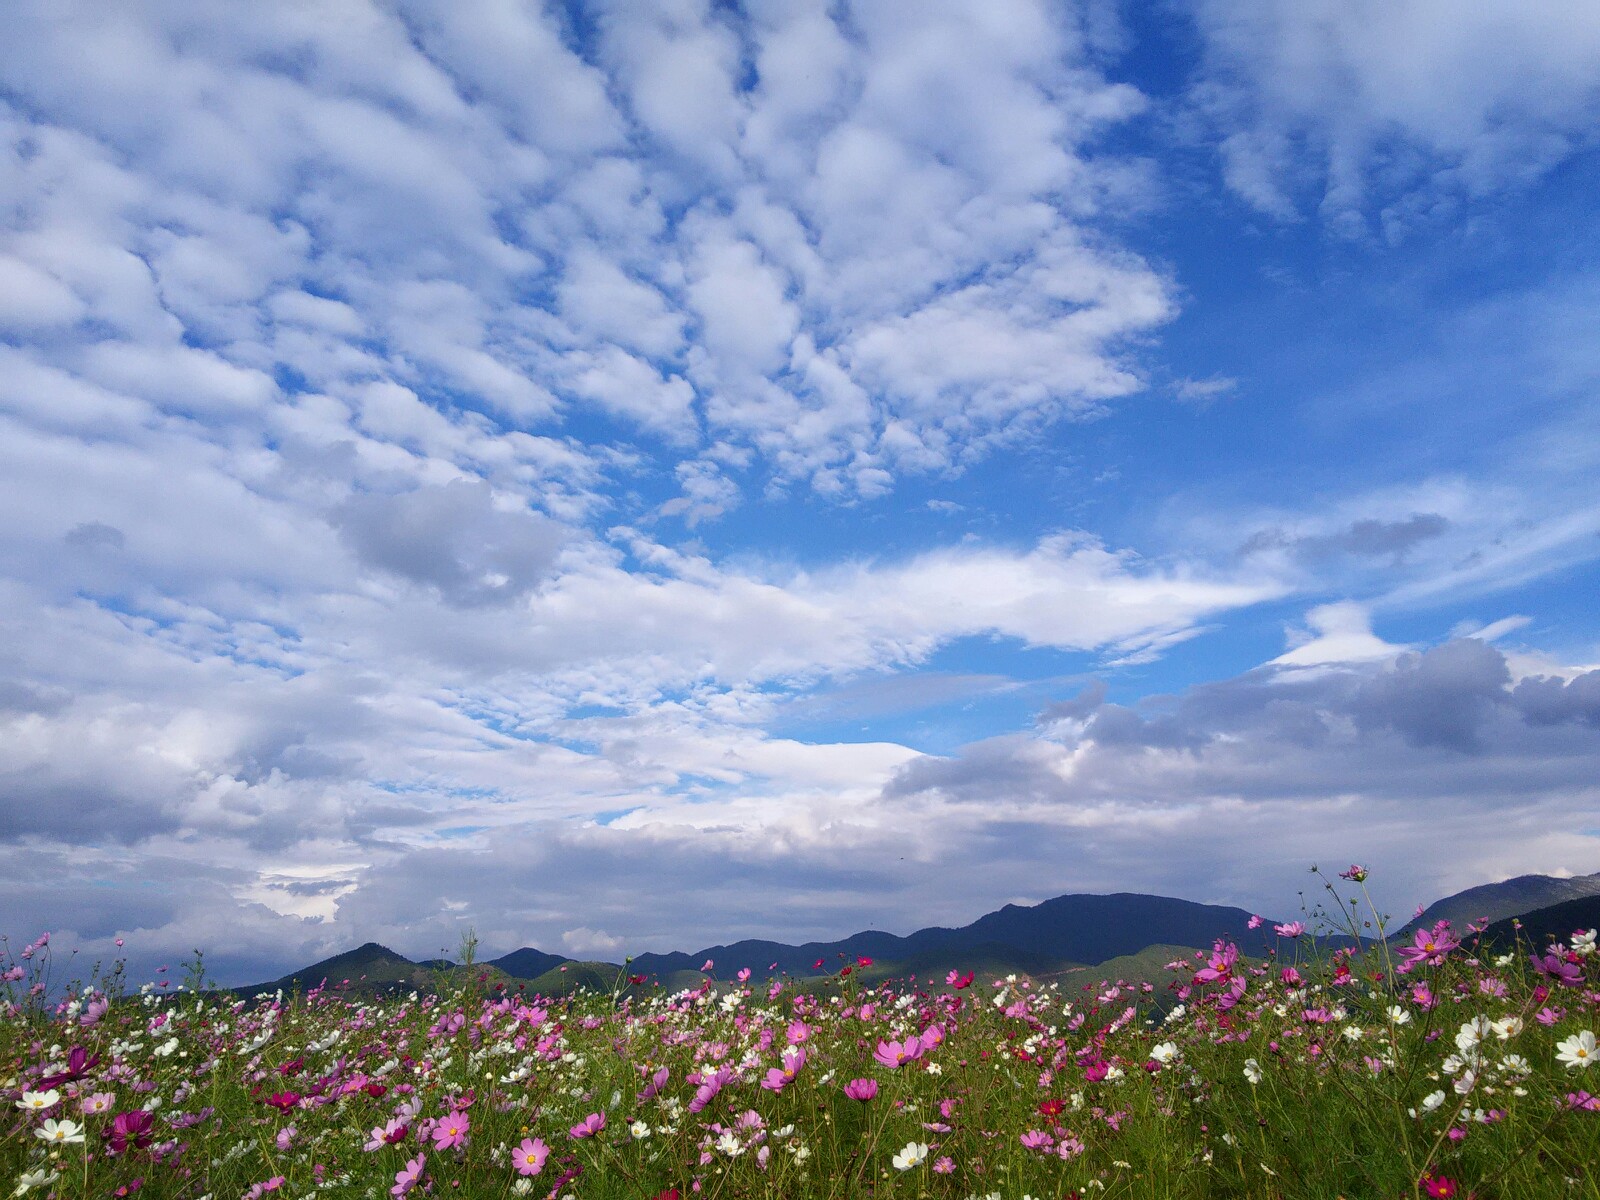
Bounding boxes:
0 253 85 329
1273 602 1407 668
1191 0 1600 231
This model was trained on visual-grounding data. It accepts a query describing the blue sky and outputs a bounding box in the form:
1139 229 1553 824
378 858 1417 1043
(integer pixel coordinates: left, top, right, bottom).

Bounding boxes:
2 0 1598 982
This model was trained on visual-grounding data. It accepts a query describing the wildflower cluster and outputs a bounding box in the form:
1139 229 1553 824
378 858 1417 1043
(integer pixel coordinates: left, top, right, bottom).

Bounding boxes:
3 873 1598 1199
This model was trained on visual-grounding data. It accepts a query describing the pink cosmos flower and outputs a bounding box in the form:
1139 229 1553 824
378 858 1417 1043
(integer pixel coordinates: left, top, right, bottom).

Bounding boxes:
431 1112 469 1150
843 1078 878 1101
1274 921 1306 938
1247 915 1264 930
933 1156 955 1174
761 1047 806 1092
511 1137 550 1176
700 960 714 972
80 1092 115 1116
364 1118 409 1152
1566 1091 1600 1112
639 1066 671 1100
946 969 975 989
1397 922 1460 973
569 1111 606 1139
873 1036 923 1068
1194 940 1238 985
391 1154 425 1198
689 1067 732 1113
1531 948 1584 987
1339 864 1368 881
1020 1130 1052 1150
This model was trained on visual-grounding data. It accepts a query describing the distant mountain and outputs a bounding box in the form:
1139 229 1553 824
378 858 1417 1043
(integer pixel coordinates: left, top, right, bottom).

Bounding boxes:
1482 895 1600 951
242 872 1600 998
617 892 1270 982
241 941 430 996
1400 872 1600 938
487 947 570 978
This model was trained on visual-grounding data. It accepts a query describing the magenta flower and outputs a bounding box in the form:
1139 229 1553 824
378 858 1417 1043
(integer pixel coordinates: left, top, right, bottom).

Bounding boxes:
392 1154 425 1198
1339 864 1368 881
106 1109 154 1155
1531 948 1585 987
431 1111 469 1150
511 1137 550 1176
843 1078 878 1101
1566 1091 1600 1112
569 1111 606 1139
38 1046 101 1090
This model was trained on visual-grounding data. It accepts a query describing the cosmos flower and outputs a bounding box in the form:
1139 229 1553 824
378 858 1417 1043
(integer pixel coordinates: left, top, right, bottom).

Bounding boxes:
36 1118 84 1145
843 1078 878 1101
511 1137 549 1176
1556 1030 1596 1070
891 1141 930 1170
391 1155 425 1198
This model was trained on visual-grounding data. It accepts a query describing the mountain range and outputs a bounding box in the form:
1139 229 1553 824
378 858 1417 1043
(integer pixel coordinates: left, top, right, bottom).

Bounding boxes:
239 870 1600 997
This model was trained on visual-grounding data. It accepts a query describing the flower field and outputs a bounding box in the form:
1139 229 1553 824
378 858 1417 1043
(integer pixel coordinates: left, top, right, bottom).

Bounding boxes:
4 870 1598 1200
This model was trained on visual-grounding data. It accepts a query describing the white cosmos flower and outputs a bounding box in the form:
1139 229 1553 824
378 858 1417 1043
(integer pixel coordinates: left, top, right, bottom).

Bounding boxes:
14 1168 52 1195
1555 1030 1596 1070
1490 1016 1523 1040
36 1118 84 1144
1385 1006 1411 1025
1456 1017 1493 1052
1569 928 1596 956
1242 1059 1263 1084
892 1141 930 1170
16 1090 60 1112
1149 1041 1179 1064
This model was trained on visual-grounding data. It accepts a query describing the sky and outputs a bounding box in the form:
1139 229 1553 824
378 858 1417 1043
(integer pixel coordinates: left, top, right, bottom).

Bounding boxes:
2 0 1599 986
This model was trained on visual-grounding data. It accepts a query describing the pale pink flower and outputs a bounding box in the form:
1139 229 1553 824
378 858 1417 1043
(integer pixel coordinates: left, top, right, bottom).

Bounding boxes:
511 1137 550 1176
392 1155 425 1198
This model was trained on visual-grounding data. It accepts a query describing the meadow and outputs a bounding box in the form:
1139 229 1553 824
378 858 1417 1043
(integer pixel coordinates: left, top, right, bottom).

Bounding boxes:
4 868 1597 1200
